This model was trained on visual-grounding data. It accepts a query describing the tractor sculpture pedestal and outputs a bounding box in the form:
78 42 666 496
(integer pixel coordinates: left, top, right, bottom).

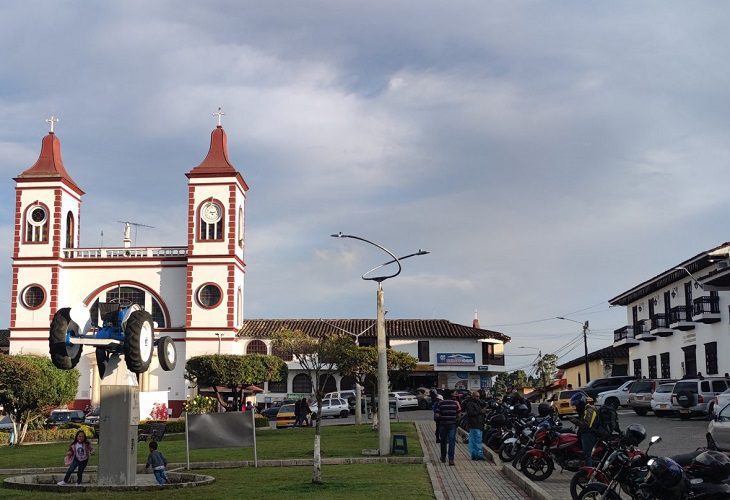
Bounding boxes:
98 354 139 486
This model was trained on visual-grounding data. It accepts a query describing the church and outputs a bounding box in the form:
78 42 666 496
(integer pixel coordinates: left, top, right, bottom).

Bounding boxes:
8 115 510 416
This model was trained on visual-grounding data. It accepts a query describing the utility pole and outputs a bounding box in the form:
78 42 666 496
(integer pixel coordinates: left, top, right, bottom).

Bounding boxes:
583 321 590 383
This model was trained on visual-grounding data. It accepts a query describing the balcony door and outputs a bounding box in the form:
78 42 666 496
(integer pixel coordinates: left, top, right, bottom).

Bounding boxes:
684 282 693 320
664 291 671 314
682 345 697 377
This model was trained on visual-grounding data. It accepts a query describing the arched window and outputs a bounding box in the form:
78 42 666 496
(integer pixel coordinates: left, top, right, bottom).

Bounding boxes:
88 285 167 328
24 203 49 243
246 340 268 355
65 211 74 248
340 375 357 391
268 379 287 393
319 374 337 394
272 344 293 361
238 206 244 248
198 200 224 241
292 374 312 394
236 287 243 327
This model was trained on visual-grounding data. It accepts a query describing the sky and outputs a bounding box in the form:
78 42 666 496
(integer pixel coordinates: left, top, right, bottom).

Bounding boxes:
2 1 730 372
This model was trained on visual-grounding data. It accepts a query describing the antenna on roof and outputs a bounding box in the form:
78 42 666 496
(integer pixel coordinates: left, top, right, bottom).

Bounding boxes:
117 221 155 246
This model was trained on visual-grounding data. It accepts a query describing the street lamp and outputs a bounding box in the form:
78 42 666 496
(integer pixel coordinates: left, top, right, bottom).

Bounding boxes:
674 266 705 290
331 232 429 455
556 317 591 384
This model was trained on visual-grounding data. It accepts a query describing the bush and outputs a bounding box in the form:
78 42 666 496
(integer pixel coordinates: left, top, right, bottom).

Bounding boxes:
255 415 269 428
138 419 185 434
59 423 96 438
21 427 79 444
184 395 217 414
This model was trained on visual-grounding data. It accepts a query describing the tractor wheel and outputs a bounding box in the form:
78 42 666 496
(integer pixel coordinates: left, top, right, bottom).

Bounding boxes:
124 310 154 373
96 348 110 378
49 308 82 369
158 336 177 371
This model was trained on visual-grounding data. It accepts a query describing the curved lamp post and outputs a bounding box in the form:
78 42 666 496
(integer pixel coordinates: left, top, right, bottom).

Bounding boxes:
556 317 590 383
331 232 429 455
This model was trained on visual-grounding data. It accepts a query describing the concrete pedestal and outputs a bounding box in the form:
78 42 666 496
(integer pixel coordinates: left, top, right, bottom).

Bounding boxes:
98 355 139 486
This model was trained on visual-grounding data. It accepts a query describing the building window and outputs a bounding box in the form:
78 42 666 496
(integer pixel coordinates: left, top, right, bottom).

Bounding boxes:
197 283 222 309
292 374 312 394
236 288 243 327
268 379 287 393
340 375 356 391
198 200 223 241
88 286 167 328
20 285 46 310
418 341 430 362
482 342 495 364
319 374 337 393
246 340 267 355
647 355 657 379
273 344 293 361
24 204 49 243
633 359 642 379
238 206 244 248
65 212 74 248
660 352 670 379
705 342 718 375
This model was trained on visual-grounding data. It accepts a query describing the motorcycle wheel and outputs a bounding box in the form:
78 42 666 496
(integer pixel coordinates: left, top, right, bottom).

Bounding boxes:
49 308 82 370
570 470 599 500
520 453 554 481
578 483 620 500
498 442 518 462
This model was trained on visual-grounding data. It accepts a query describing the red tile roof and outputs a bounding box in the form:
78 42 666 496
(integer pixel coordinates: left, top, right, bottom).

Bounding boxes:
16 133 83 194
238 319 510 342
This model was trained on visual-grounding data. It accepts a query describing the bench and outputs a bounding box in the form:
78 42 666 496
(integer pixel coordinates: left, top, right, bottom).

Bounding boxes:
138 422 167 442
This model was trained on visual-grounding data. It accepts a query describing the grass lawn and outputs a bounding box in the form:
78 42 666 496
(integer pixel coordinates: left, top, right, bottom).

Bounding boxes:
0 463 433 499
0 423 421 469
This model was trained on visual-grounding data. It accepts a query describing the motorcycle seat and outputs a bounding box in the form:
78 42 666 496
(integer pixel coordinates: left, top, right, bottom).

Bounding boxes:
669 450 702 467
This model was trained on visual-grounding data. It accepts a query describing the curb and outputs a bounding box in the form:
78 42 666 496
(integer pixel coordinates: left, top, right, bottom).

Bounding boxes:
416 422 445 500
0 456 425 476
455 427 552 500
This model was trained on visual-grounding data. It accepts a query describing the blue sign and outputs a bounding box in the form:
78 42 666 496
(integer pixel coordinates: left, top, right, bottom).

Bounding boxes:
436 353 476 366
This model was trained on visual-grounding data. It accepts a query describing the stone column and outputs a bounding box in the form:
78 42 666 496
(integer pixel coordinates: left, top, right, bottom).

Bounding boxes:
98 355 139 486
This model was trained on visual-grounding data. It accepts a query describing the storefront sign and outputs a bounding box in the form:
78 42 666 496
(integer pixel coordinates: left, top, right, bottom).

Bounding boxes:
478 365 489 371
436 353 475 366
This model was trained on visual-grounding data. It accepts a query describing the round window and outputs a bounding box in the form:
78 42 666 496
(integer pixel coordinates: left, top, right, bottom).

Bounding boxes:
22 285 45 309
198 284 222 308
29 206 47 225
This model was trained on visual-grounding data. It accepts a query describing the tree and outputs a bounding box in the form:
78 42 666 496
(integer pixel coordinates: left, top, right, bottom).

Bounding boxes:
494 369 532 396
271 328 350 484
338 344 417 421
536 354 558 392
0 354 79 444
185 354 287 412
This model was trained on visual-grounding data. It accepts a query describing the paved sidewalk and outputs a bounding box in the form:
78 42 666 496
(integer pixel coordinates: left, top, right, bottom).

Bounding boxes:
416 422 527 500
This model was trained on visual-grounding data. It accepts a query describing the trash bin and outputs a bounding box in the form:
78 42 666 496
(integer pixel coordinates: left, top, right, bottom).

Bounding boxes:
269 419 277 430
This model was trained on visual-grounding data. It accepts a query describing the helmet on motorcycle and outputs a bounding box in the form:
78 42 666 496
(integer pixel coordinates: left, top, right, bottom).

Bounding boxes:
537 419 553 431
537 402 552 417
623 423 647 446
514 403 530 418
569 392 586 406
489 413 506 427
691 451 730 482
648 457 684 488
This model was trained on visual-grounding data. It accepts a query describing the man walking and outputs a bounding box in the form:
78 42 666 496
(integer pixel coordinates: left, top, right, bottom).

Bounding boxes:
463 391 485 460
435 389 461 466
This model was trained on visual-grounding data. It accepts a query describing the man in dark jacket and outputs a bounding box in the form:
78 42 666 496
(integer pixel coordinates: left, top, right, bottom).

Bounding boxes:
293 399 302 427
596 399 621 439
462 391 485 460
435 389 461 465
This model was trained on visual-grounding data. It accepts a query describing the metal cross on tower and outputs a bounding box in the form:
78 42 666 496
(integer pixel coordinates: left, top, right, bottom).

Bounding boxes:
46 115 59 133
212 107 225 127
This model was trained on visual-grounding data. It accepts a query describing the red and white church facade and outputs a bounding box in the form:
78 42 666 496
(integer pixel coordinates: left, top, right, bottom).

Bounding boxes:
8 119 248 416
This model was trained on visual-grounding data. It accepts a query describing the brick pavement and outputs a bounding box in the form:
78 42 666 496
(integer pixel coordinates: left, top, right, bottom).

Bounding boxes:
416 421 528 500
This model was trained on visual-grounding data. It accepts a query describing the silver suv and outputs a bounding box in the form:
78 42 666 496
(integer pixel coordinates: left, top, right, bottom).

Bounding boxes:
672 378 729 420
628 379 675 415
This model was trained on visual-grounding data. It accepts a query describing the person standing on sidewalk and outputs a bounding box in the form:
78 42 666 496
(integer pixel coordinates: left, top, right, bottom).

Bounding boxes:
435 389 461 466
432 393 443 443
462 391 486 460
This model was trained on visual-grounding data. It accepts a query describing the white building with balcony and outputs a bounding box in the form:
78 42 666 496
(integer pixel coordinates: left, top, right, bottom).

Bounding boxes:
609 243 730 380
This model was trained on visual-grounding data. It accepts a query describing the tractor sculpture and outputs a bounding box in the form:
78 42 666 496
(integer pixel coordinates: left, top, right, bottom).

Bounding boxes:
49 300 176 377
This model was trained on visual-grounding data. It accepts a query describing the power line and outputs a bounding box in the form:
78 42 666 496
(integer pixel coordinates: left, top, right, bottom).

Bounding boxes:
484 301 611 328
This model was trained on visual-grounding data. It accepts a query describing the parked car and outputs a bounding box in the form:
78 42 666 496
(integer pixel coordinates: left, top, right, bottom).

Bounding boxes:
309 398 350 419
711 388 730 417
628 378 675 415
413 387 433 409
275 404 296 428
0 415 13 431
672 377 729 420
84 407 101 426
47 409 85 424
554 390 593 418
650 382 677 417
708 402 730 451
581 376 636 400
594 380 634 408
389 391 419 410
324 391 357 402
